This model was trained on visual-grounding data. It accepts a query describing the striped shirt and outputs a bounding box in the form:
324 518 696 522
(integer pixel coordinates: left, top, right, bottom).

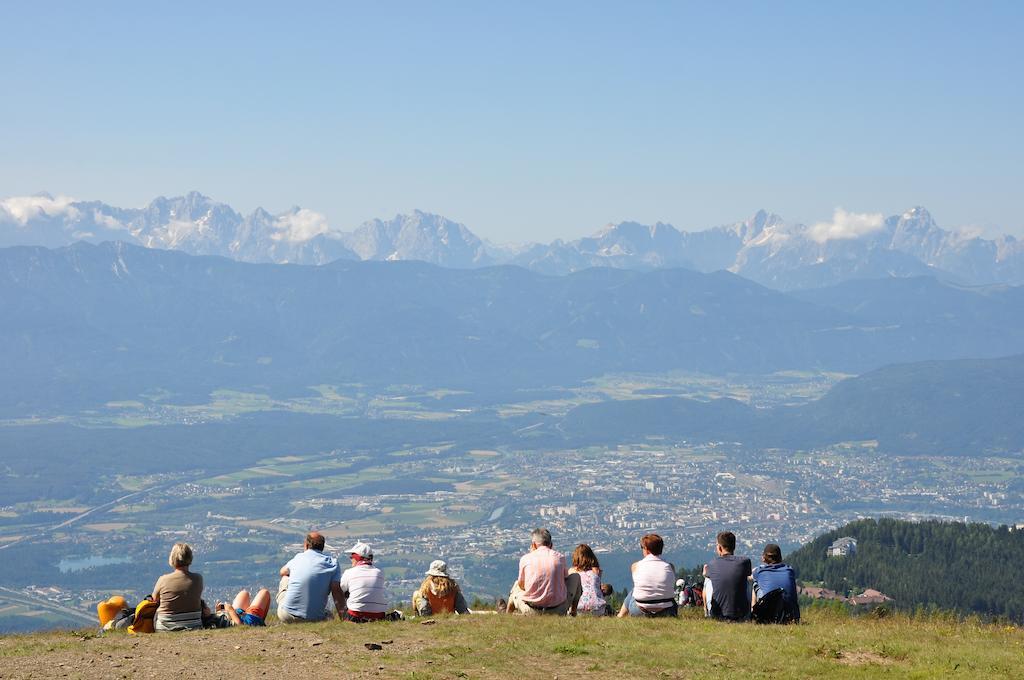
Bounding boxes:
518 546 568 607
339 563 389 613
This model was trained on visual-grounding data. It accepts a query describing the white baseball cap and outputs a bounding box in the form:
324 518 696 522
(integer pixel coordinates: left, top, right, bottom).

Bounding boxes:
347 541 373 558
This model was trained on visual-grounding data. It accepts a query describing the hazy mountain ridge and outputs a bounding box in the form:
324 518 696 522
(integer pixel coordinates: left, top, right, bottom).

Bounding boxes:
2 242 1024 417
563 354 1024 455
3 193 1023 287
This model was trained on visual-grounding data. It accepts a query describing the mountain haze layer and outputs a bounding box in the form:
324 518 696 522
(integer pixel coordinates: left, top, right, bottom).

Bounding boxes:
2 242 1024 417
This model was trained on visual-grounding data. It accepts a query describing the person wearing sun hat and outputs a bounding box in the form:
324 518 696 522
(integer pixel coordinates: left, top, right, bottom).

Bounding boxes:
412 559 470 616
338 541 390 622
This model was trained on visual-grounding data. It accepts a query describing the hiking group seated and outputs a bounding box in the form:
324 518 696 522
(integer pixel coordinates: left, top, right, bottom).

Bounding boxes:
98 527 801 631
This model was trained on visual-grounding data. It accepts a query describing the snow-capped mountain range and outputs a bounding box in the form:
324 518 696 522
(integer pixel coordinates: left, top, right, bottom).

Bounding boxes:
2 191 1022 289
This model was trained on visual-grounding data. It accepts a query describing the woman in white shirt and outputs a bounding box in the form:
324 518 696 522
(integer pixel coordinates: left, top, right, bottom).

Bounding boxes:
617 533 678 617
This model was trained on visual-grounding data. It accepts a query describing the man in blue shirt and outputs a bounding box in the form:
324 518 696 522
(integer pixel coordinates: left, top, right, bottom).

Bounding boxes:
751 543 800 622
276 531 345 623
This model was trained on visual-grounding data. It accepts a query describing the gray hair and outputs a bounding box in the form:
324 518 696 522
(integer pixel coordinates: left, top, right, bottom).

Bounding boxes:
168 542 193 569
531 528 552 548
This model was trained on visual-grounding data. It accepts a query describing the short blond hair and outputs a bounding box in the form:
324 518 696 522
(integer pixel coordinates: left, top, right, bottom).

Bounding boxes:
168 543 193 569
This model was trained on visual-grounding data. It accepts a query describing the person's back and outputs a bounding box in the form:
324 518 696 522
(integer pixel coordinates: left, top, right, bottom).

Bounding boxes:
631 553 676 613
414 561 469 616
154 569 203 618
569 544 605 616
340 561 389 614
619 534 677 617
279 547 341 621
575 569 606 615
704 531 751 621
152 542 204 632
507 529 577 615
752 544 800 622
520 544 567 607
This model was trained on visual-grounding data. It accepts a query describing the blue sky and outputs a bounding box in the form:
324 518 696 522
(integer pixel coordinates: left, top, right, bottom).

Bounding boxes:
1 1 1022 241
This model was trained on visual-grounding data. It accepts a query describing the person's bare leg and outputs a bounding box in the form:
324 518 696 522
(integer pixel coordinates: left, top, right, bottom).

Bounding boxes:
250 588 272 618
232 590 252 611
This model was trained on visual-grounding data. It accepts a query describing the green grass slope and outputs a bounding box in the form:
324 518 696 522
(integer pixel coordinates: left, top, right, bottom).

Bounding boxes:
1 610 1021 679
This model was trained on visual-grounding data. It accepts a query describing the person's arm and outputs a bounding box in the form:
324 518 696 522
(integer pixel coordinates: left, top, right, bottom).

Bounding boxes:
330 580 346 620
219 602 242 625
151 576 162 606
413 589 432 616
454 586 469 615
517 557 527 592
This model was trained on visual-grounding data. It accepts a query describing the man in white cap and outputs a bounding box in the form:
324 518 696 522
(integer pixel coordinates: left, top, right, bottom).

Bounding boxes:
338 541 390 622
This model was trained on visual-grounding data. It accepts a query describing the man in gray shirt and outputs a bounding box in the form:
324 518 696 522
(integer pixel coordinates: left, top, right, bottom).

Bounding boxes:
703 530 752 621
276 531 345 622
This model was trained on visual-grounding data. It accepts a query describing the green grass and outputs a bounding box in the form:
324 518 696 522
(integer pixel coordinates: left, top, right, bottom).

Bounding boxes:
0 610 1020 678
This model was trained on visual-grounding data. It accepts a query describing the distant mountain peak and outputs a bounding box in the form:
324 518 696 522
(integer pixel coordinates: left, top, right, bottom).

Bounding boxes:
2 192 1023 288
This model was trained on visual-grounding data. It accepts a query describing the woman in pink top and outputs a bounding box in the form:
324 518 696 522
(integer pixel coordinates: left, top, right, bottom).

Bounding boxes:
617 533 678 618
568 544 607 616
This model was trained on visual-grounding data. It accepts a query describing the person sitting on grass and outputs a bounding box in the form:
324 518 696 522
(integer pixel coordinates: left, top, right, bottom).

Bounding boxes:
617 533 677 618
751 543 800 623
506 528 581 616
600 583 615 616
152 542 204 632
277 531 345 623
568 544 607 616
412 560 470 616
338 541 390 622
703 530 752 621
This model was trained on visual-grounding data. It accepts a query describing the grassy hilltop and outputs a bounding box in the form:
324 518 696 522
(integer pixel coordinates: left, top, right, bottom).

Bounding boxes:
1 610 1021 679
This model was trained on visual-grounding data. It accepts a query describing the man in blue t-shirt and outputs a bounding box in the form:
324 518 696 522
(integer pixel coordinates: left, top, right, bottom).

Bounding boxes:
751 543 800 622
276 531 344 623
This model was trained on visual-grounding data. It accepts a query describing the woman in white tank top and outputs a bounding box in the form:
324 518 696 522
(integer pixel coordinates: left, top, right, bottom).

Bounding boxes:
617 533 678 617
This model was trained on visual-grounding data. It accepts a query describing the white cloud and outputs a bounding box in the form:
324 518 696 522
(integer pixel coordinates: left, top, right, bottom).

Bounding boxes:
808 208 884 243
272 208 334 241
0 194 80 226
92 211 127 232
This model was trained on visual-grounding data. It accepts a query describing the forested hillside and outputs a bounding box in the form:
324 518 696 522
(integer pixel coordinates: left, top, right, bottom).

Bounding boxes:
787 518 1024 622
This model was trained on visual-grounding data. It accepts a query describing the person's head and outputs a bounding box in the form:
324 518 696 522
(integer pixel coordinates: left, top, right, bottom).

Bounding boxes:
530 528 552 549
348 541 373 564
640 533 664 556
762 543 783 565
305 531 326 552
600 583 613 597
422 561 457 596
426 560 450 578
572 544 600 571
716 531 737 555
168 542 193 570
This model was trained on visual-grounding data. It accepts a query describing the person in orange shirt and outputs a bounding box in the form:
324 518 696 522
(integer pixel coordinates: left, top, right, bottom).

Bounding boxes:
412 560 470 615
